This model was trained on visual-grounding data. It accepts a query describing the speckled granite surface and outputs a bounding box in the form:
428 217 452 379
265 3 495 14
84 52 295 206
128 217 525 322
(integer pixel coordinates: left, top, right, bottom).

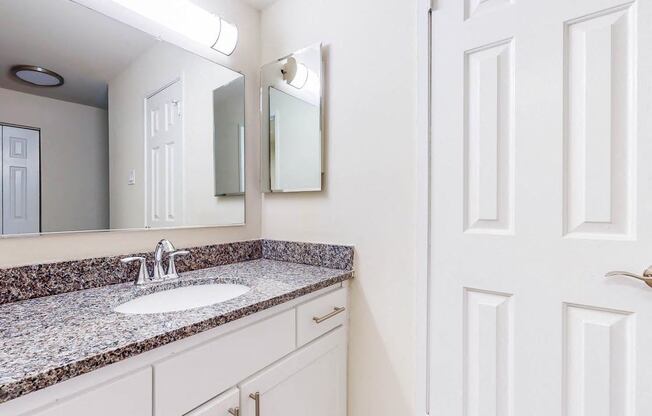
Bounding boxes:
0 240 262 305
0 239 355 306
0 259 353 404
263 239 354 270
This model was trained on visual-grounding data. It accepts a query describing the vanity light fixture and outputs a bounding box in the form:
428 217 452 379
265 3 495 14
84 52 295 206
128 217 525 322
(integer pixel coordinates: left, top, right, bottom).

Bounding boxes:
110 0 238 55
11 65 64 87
281 57 309 89
213 18 238 56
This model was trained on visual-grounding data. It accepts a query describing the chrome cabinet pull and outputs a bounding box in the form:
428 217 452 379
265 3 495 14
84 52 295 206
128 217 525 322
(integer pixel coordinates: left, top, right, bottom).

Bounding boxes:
249 392 260 416
605 266 652 288
313 307 346 324
228 407 240 416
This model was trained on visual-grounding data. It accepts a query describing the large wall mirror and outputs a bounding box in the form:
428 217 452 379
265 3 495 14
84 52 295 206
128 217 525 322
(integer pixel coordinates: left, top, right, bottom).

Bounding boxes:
0 0 245 236
261 44 323 193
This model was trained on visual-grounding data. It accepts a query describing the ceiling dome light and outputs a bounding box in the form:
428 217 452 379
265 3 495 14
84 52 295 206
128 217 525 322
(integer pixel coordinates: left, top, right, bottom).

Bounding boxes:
281 57 309 89
110 0 238 56
11 65 64 87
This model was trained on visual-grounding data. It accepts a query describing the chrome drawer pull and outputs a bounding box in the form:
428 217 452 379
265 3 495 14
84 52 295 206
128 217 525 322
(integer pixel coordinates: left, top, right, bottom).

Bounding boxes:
228 408 240 416
249 392 260 416
313 307 346 324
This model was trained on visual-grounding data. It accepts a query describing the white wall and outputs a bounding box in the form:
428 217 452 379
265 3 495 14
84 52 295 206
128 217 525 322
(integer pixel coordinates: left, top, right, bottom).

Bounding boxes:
0 87 109 233
0 0 261 267
260 0 418 415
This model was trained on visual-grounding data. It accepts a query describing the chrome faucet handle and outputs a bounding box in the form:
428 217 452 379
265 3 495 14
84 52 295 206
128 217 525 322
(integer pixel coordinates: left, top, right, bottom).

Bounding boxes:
167 250 190 277
121 256 150 286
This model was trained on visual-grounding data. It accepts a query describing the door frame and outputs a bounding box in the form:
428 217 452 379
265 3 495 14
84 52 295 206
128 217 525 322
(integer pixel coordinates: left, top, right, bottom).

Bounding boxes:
415 1 432 416
0 122 43 235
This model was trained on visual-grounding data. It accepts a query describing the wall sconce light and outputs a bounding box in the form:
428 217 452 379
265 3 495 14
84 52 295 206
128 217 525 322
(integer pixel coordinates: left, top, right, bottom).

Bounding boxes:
111 0 238 55
281 57 309 89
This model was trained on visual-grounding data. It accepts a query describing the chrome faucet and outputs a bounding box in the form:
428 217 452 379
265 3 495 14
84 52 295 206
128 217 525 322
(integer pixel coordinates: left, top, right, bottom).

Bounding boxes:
121 239 190 286
153 239 175 281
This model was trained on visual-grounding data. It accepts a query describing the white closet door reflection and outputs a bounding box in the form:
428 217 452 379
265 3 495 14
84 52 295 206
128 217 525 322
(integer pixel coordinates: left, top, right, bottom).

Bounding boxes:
1 125 40 235
146 80 184 229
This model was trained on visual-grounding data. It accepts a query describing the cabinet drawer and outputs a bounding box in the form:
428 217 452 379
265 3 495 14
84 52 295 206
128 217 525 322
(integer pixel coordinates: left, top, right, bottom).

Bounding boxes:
296 287 348 346
185 388 239 416
32 368 152 416
154 310 295 416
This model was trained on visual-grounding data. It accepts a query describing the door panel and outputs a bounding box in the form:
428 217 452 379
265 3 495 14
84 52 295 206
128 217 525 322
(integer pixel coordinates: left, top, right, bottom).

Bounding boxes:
430 1 652 415
464 39 514 234
1 126 40 234
564 304 634 416
564 5 635 238
463 289 513 416
146 80 183 228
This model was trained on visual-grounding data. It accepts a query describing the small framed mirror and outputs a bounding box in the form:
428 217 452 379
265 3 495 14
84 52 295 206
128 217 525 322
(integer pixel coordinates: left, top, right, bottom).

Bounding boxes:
261 44 323 193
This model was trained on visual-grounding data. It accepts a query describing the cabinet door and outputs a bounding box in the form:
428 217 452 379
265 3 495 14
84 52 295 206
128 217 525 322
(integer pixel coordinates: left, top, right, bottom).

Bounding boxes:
239 327 346 416
185 388 239 416
32 368 152 416
155 310 295 416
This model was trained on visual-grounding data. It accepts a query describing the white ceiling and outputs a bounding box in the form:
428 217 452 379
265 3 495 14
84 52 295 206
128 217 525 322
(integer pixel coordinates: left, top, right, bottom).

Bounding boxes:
0 0 157 109
240 0 278 10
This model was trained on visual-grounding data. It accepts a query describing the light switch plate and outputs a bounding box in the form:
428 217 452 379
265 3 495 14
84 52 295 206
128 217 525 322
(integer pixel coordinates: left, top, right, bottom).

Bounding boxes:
128 169 136 185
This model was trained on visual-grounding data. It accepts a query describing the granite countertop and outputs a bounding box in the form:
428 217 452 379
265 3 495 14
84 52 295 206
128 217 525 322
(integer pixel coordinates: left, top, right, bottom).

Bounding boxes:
0 259 353 404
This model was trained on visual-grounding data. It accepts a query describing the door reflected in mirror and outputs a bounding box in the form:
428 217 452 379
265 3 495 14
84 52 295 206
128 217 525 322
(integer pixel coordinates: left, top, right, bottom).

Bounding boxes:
0 0 245 235
261 44 323 193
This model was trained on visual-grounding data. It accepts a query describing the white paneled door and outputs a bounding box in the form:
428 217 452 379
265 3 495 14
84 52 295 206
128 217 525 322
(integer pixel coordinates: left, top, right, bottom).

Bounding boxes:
1 126 40 235
430 1 652 416
146 80 183 228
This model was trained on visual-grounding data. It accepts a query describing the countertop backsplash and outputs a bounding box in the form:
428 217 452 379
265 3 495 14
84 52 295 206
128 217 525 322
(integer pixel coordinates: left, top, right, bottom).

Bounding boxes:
0 239 354 305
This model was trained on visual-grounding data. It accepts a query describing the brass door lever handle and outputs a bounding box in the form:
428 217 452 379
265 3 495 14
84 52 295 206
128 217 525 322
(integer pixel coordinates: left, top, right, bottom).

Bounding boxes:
605 266 652 288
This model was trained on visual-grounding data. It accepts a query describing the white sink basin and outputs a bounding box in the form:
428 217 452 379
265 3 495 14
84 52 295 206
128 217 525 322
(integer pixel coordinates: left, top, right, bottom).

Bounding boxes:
114 284 250 314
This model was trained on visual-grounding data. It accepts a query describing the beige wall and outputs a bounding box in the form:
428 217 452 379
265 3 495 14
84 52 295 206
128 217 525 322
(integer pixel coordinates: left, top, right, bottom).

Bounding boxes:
0 0 261 267
0 87 109 233
260 0 418 415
